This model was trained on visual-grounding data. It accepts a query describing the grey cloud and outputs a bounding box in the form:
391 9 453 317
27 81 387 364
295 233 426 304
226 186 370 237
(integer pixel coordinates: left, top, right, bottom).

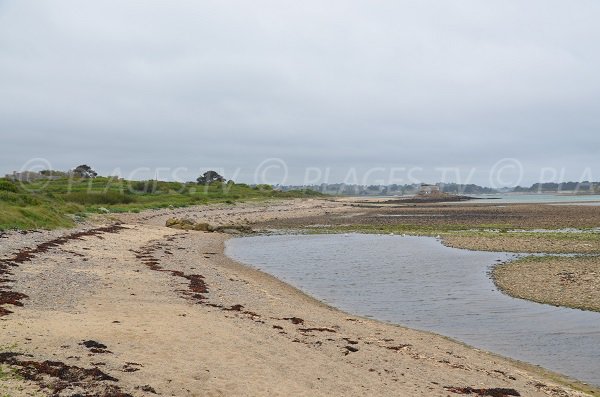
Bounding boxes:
1 0 599 185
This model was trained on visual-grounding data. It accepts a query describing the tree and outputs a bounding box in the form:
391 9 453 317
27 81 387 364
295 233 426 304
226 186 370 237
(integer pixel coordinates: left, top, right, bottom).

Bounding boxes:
72 164 98 178
196 170 225 185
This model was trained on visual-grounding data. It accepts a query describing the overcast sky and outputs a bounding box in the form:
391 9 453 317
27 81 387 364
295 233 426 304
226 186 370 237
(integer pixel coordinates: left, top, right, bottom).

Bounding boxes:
1 1 599 186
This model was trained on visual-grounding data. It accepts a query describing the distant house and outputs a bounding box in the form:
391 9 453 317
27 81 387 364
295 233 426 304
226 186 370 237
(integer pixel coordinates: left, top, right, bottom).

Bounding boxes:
418 184 440 195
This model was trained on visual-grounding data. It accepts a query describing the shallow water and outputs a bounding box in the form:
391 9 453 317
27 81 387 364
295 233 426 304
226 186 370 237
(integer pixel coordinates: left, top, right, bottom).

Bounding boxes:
226 234 600 386
469 193 600 204
368 193 600 205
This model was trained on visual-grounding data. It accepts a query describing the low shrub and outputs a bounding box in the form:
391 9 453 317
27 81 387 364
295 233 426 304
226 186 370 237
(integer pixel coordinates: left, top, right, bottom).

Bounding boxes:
0 191 42 206
63 191 137 205
0 179 18 193
128 180 185 194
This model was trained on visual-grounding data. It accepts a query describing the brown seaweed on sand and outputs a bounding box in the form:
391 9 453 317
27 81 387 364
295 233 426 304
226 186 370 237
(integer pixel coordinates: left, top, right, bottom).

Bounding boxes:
0 352 133 397
0 225 125 317
445 386 521 396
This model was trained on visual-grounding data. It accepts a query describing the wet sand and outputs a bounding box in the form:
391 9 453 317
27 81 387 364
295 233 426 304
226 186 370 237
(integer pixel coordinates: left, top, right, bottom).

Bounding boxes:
443 234 600 254
0 200 598 396
493 256 600 312
259 200 600 230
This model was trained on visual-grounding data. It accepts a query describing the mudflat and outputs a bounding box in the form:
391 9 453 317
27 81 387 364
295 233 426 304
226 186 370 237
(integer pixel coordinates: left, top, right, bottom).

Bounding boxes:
493 256 600 312
258 201 600 230
0 199 597 396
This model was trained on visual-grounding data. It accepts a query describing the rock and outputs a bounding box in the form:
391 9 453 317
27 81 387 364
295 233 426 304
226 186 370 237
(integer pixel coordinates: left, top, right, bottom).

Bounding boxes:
220 228 242 235
180 218 195 225
165 218 251 234
213 225 253 233
165 217 195 230
165 218 180 227
193 222 210 232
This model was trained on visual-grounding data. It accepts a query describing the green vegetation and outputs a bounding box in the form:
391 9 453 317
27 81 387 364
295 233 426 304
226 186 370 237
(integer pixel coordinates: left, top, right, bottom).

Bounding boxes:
305 223 471 235
0 176 321 231
0 365 22 381
304 222 600 237
0 344 22 387
303 223 600 254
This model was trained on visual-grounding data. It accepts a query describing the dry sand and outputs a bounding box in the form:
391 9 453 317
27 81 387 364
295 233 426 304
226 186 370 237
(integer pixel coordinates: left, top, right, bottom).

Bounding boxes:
0 200 597 396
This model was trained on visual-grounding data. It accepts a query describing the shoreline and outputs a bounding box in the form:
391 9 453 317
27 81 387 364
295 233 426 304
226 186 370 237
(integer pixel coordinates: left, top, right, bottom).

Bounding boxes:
0 200 598 396
223 232 600 390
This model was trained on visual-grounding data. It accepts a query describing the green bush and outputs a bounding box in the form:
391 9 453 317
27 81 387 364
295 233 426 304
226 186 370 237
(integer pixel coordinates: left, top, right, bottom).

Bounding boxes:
0 191 42 206
129 180 156 193
0 191 17 203
0 179 18 193
63 191 137 205
128 180 184 194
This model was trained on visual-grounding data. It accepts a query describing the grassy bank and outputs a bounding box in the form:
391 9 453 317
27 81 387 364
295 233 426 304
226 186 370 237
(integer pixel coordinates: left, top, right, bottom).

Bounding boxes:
0 177 321 231
300 224 600 254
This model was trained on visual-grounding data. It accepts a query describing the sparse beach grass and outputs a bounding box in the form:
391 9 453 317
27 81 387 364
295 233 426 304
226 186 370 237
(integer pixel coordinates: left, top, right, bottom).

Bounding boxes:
0 197 81 230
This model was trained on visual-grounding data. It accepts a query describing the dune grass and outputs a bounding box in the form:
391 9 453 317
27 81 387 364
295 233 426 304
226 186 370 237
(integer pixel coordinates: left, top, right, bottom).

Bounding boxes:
0 177 321 231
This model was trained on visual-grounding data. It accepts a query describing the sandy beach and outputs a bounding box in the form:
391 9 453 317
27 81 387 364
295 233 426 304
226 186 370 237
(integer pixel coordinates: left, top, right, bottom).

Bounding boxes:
0 200 597 396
